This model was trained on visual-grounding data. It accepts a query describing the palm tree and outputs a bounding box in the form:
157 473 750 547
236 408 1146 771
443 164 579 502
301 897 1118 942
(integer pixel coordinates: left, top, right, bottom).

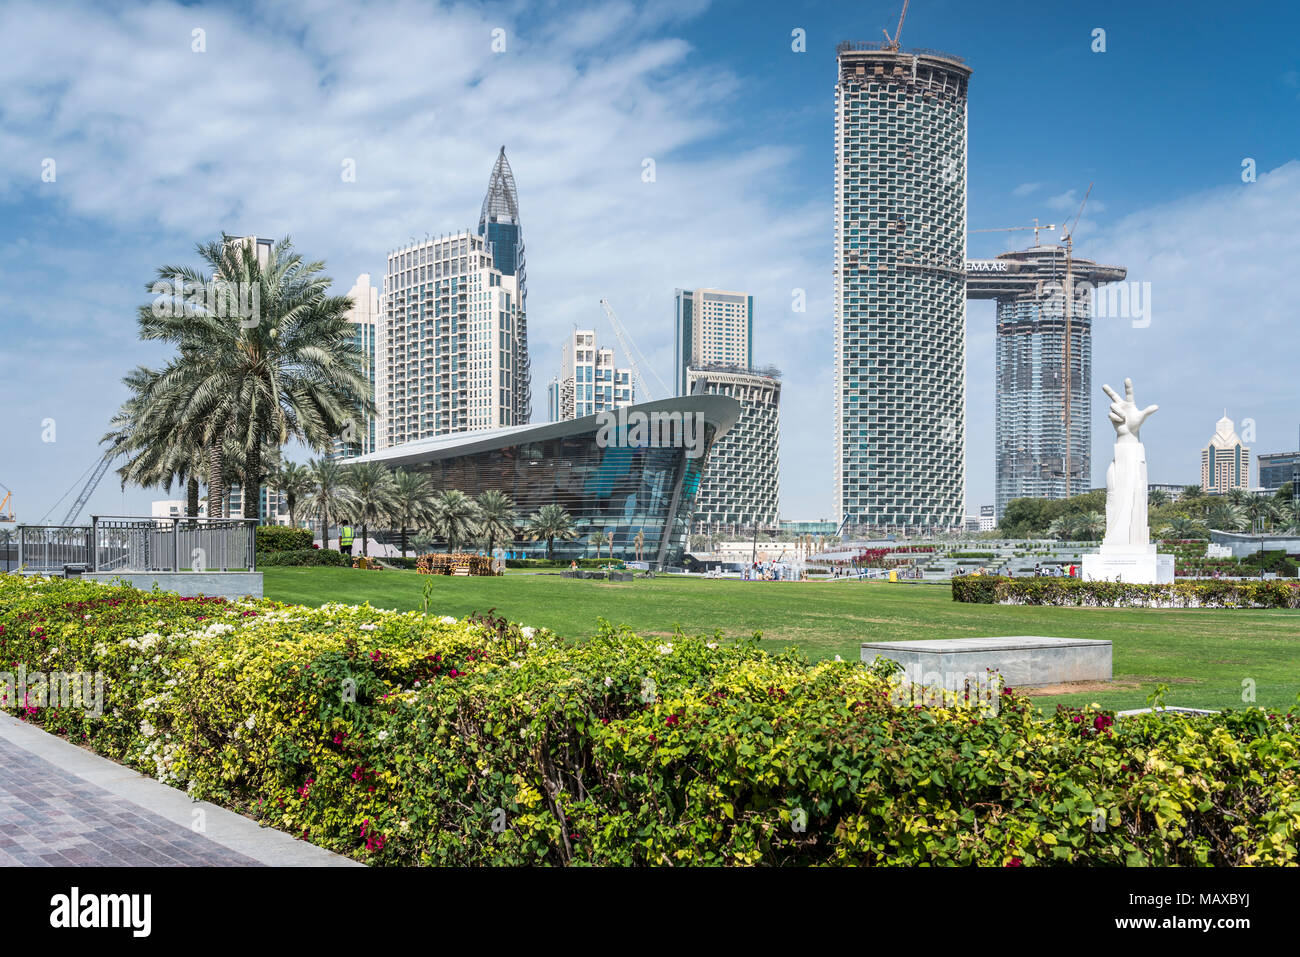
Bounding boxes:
305 457 352 549
106 366 212 518
1148 488 1169 508
524 504 579 561
1047 514 1080 541
390 470 436 558
588 529 607 559
1284 501 1300 534
1076 511 1106 541
269 461 316 528
1245 493 1280 533
1205 501 1247 532
431 489 480 554
475 490 518 557
342 463 397 558
1226 488 1250 508
1160 516 1208 540
135 235 373 520
634 529 645 562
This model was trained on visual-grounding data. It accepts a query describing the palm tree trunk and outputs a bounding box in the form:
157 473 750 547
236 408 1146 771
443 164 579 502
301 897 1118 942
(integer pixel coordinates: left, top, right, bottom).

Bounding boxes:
244 443 261 522
400 527 408 559
321 509 329 549
186 476 200 519
361 523 369 557
206 443 226 518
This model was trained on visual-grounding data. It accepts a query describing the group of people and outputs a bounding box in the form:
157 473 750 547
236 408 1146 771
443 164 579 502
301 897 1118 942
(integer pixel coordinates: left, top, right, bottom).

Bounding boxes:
743 561 794 581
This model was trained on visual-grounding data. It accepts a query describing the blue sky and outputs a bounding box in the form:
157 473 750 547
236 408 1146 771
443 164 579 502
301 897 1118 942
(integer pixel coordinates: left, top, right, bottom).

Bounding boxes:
1 0 1298 524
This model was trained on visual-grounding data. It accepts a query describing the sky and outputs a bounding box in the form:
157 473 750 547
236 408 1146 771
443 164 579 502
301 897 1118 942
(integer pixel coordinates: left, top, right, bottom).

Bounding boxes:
1 0 1298 525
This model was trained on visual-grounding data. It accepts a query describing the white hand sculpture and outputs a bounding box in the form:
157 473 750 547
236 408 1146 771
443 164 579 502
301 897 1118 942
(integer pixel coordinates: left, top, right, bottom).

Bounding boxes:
1102 378 1158 442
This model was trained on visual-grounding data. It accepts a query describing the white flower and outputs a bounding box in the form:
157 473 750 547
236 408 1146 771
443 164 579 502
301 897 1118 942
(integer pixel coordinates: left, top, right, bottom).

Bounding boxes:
604 676 614 688
520 626 536 639
139 720 155 738
657 643 674 655
378 730 388 741
244 715 255 730
439 616 457 625
706 642 718 650
509 661 521 669
359 623 377 631
83 614 91 620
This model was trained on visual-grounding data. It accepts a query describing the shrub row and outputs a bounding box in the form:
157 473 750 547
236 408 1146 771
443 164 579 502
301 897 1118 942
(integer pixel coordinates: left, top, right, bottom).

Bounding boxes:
254 526 315 553
952 574 1300 608
256 548 349 567
504 558 625 569
5 573 1300 865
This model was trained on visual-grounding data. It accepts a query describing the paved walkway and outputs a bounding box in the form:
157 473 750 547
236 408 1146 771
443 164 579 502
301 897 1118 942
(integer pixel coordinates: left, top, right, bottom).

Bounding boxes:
0 715 360 866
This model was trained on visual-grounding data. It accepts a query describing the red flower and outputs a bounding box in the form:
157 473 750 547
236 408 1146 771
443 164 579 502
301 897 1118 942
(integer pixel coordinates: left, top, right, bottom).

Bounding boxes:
1005 857 1023 867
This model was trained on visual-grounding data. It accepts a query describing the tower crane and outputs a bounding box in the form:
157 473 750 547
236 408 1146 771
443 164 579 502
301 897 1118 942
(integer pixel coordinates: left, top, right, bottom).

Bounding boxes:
1059 183 1093 499
882 0 910 51
0 482 14 523
968 185 1094 499
599 298 669 402
969 219 1057 245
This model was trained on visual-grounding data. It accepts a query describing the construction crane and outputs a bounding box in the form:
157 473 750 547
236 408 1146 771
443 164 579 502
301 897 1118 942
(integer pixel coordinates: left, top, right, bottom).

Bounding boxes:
882 0 910 50
0 482 14 523
599 298 669 401
969 188 1093 498
61 453 116 526
1058 183 1093 499
969 218 1058 245
35 451 116 527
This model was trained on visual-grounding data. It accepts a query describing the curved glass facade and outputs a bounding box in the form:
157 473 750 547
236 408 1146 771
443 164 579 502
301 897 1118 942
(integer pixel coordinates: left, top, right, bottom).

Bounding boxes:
348 396 740 565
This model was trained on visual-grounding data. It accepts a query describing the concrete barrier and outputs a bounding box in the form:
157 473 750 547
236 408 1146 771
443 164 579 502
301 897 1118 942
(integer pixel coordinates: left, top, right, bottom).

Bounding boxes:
861 635 1112 689
83 572 263 599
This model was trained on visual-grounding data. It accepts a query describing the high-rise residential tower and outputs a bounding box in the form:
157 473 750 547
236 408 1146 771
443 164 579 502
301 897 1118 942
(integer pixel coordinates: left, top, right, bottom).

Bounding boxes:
832 42 971 534
377 230 524 446
686 364 781 535
547 329 633 421
1201 413 1250 493
375 150 531 448
673 288 753 396
479 147 530 422
334 272 381 458
967 247 1127 518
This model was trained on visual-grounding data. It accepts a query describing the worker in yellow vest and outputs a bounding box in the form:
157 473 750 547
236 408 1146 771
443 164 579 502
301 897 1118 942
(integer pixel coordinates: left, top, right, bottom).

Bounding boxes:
340 524 355 557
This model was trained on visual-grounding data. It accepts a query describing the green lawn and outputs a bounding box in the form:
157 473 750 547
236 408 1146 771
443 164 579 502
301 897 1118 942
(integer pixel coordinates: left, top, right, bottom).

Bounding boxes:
262 567 1300 712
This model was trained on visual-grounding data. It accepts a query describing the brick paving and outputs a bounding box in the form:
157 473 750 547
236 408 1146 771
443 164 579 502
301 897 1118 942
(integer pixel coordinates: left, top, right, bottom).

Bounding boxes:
0 735 260 866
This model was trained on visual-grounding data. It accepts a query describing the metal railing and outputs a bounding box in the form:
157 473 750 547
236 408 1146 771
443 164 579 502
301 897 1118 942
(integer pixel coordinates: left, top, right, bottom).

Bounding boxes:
15 517 256 574
14 526 92 573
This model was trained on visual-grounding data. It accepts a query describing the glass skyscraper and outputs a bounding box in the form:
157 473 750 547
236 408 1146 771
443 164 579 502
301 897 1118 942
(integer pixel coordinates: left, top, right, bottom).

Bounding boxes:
967 247 1126 518
833 42 971 534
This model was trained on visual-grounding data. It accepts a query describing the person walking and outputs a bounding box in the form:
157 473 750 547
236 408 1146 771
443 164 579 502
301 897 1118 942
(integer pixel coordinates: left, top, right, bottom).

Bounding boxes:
340 523 355 557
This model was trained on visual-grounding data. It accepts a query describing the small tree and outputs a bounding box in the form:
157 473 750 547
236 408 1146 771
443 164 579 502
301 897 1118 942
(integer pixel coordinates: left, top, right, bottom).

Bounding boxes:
432 489 480 554
524 504 579 561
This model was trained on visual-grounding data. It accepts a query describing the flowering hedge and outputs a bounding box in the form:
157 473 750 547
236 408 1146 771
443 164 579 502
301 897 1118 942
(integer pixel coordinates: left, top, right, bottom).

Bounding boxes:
4 572 1300 865
952 574 1300 609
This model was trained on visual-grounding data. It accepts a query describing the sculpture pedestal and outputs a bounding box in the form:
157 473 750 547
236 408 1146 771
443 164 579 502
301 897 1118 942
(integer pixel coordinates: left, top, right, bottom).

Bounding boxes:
1082 544 1174 585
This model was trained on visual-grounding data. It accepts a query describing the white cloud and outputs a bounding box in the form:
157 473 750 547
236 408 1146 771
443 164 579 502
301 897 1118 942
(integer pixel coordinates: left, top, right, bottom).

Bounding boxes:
0 0 833 518
1011 181 1042 196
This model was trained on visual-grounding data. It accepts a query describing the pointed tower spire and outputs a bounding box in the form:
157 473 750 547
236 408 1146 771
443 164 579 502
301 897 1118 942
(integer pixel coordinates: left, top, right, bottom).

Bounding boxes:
479 146 520 232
